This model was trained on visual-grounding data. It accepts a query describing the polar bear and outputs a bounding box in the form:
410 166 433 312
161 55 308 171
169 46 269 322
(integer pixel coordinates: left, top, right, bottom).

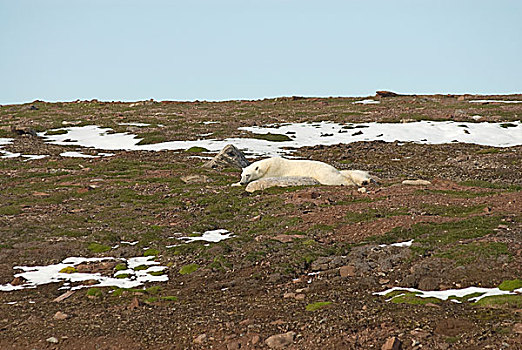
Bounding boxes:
238 157 372 186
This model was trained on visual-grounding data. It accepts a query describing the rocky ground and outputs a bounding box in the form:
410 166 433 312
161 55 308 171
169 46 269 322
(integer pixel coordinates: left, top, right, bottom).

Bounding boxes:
0 93 521 349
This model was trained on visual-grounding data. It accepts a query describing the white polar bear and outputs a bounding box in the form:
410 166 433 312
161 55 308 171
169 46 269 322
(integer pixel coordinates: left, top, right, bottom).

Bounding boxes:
238 157 372 187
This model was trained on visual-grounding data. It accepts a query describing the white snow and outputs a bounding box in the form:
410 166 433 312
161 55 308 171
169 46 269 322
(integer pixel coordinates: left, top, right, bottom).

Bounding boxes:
0 256 168 292
469 100 522 104
375 286 522 303
353 99 380 104
39 121 522 157
121 241 139 246
178 229 234 243
60 151 99 158
118 122 151 127
379 240 414 248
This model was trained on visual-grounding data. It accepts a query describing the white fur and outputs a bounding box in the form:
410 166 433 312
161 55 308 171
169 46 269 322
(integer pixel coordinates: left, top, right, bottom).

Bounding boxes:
340 170 373 186
239 157 371 187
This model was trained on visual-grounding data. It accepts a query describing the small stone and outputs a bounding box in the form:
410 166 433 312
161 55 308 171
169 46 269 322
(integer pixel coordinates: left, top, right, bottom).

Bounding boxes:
265 331 296 349
46 337 59 344
194 333 207 344
513 323 522 334
283 292 296 299
128 297 141 310
381 336 401 350
10 277 27 286
379 278 390 285
53 311 68 320
339 265 356 277
410 329 430 338
251 335 260 345
273 234 305 243
53 290 75 302
294 294 306 300
402 179 431 186
358 187 367 193
295 288 309 293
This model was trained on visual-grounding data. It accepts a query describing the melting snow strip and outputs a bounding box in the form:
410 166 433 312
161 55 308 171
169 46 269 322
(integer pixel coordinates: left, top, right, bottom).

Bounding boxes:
353 99 380 104
0 256 168 292
178 229 234 243
38 121 522 157
118 122 151 127
374 286 522 303
378 240 414 248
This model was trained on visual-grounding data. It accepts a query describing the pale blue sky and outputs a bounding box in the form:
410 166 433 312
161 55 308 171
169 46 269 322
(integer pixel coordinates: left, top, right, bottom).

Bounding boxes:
1 0 521 104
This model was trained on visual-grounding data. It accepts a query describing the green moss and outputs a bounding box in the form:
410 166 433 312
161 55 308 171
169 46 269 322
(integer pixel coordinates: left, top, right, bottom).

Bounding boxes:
460 180 521 192
59 266 78 274
143 248 159 257
114 263 127 271
87 242 111 253
148 270 166 276
305 301 332 311
146 286 162 294
179 263 199 275
436 242 510 265
420 204 486 217
390 293 441 305
161 296 178 302
0 205 22 216
370 216 502 248
135 131 167 145
476 148 501 154
185 146 209 153
133 264 149 271
475 294 522 307
448 292 485 303
86 287 102 297
445 336 459 344
498 279 522 291
115 273 131 279
44 129 68 135
251 133 292 142
145 297 159 303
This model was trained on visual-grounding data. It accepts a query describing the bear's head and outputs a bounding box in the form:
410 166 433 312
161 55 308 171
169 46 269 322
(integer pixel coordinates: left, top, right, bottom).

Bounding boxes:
239 163 264 185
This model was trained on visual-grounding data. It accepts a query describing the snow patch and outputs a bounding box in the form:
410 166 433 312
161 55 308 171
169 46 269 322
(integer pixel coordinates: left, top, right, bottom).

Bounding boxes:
0 256 168 292
118 122 151 127
353 99 380 104
179 229 234 243
38 121 522 157
379 240 414 248
375 286 522 303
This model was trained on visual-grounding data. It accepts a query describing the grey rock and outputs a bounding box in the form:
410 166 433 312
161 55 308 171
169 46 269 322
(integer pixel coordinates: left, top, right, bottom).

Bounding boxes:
245 176 320 193
402 179 432 186
202 144 250 169
46 337 59 344
265 331 296 349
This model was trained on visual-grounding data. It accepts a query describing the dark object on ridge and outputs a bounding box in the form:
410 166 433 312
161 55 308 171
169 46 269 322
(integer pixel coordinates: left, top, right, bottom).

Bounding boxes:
376 91 401 98
11 126 37 137
202 144 250 169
